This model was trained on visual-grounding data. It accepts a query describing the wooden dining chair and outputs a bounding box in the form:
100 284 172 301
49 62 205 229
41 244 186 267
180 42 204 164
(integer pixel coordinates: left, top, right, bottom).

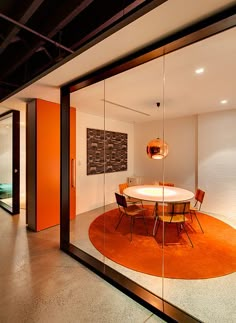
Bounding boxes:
119 182 143 206
157 181 175 215
190 188 205 233
154 201 193 247
115 192 148 241
159 181 175 187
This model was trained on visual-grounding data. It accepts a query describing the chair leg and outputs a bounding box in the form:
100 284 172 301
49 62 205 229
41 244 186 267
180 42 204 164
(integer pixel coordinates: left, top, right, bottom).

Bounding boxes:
152 202 158 217
154 218 169 238
182 224 193 247
153 216 159 236
161 222 170 248
191 210 204 233
153 202 161 235
176 223 179 235
176 223 184 235
142 214 148 235
130 217 134 241
115 211 124 230
194 212 204 233
190 211 193 222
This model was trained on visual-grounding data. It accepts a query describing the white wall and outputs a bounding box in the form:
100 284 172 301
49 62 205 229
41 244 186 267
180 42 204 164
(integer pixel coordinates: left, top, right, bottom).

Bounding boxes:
134 110 236 222
134 115 196 191
76 110 135 214
76 108 236 223
198 109 236 222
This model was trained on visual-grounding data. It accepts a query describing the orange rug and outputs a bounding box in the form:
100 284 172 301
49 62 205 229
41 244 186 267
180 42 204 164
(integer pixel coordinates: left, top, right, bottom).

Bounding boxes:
89 206 236 279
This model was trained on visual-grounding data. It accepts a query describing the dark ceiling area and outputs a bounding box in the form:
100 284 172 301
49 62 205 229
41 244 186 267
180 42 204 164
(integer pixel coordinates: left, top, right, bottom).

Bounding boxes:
0 0 166 102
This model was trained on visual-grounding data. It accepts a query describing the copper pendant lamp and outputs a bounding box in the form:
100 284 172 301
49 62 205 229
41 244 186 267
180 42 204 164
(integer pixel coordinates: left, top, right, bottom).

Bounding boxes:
146 102 168 160
146 137 168 159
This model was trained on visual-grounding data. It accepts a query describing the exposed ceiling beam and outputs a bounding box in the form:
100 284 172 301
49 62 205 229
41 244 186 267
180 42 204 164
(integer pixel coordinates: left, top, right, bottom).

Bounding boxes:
0 13 74 53
0 0 167 102
48 0 94 37
0 80 19 88
71 0 167 49
0 0 45 54
0 0 93 79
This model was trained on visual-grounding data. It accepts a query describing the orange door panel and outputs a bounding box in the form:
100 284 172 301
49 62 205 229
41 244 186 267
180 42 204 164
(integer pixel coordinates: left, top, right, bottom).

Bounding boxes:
36 99 60 231
33 99 76 231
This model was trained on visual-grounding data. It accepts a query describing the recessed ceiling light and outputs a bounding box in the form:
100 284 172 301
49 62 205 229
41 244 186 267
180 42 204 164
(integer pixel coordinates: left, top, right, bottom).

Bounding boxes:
195 67 204 74
220 99 228 104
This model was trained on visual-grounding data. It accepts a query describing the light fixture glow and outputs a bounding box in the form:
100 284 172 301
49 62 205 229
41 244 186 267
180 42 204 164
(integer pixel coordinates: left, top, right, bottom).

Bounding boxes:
146 138 169 160
195 67 204 74
137 187 176 197
220 99 228 104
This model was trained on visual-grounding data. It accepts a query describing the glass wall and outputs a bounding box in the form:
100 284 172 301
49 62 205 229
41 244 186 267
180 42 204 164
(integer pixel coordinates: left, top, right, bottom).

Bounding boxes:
62 23 236 322
70 80 106 262
160 26 236 322
103 56 166 295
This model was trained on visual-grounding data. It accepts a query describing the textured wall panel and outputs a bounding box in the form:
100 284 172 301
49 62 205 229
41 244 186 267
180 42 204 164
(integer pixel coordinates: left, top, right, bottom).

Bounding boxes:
87 128 127 175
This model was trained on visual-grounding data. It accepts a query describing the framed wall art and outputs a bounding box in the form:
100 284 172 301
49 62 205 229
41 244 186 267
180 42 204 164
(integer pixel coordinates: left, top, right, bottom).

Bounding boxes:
87 128 127 175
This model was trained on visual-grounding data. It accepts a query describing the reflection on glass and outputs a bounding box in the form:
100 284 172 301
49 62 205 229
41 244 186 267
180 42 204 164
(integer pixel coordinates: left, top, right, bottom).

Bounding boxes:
68 26 236 322
0 113 13 207
69 80 107 265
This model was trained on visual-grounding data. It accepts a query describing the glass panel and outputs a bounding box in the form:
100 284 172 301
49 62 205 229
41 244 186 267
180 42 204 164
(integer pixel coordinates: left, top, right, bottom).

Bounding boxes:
103 57 166 297
68 25 236 322
0 112 13 208
161 26 236 322
70 80 106 266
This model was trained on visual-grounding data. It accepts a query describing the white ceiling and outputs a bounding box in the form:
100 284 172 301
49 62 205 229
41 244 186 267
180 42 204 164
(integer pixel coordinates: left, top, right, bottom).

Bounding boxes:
71 26 236 123
1 0 235 124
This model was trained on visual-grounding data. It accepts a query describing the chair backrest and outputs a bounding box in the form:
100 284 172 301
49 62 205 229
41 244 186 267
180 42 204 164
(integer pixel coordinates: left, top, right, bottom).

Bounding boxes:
159 181 175 187
115 192 127 208
167 201 190 216
195 188 205 209
119 183 128 195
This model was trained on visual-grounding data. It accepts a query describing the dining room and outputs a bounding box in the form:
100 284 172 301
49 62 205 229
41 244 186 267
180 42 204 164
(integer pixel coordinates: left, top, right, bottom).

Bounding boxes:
67 25 236 323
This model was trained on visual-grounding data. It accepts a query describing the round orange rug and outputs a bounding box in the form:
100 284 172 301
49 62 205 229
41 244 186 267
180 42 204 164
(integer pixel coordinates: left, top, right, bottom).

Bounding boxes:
89 206 236 279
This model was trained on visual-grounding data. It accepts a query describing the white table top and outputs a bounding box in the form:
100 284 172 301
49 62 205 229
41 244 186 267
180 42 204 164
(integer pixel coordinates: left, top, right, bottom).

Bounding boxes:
124 185 194 203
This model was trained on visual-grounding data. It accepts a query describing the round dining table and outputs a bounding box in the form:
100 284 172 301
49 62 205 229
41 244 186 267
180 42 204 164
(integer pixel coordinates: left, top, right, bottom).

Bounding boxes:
123 185 194 203
123 185 194 235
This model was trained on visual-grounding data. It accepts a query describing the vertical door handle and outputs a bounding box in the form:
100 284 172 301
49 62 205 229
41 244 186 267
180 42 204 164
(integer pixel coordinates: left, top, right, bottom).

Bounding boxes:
71 159 76 188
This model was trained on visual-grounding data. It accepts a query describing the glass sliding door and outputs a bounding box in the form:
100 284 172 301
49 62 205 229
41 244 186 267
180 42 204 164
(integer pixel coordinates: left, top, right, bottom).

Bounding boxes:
0 110 20 214
60 9 236 322
162 26 236 323
103 57 166 299
69 80 107 265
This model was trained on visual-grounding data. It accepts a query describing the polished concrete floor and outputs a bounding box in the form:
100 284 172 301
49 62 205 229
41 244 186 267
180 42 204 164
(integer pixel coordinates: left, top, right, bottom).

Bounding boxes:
0 207 167 323
71 203 236 323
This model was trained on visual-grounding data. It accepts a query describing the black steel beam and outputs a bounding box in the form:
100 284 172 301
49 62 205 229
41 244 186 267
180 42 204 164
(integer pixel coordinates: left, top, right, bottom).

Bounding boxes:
0 0 45 54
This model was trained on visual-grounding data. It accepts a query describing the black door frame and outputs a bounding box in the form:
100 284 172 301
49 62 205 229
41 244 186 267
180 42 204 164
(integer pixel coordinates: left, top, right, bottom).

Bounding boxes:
60 5 236 322
0 109 20 215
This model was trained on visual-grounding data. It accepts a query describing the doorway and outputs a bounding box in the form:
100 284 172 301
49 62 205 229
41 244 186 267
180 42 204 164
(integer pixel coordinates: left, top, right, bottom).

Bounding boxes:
0 110 20 214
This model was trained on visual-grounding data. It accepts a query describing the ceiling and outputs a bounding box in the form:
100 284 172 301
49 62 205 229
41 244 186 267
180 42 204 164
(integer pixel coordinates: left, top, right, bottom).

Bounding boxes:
0 0 166 101
0 0 236 122
71 26 236 123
